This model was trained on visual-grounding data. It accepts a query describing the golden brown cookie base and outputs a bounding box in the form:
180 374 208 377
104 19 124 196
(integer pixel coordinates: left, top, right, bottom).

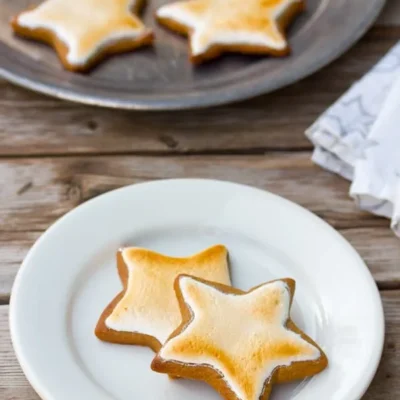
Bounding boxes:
151 275 328 400
156 0 305 64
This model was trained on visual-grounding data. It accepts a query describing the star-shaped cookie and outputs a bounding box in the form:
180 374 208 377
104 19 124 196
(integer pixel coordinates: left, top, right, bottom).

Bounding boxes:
156 0 304 63
95 245 231 351
152 275 328 400
11 0 153 72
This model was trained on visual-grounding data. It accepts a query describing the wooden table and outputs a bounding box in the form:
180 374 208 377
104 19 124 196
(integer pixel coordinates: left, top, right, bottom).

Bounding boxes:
1 2 400 398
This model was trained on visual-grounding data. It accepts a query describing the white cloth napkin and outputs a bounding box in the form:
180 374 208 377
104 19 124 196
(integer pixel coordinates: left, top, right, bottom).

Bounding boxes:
306 42 400 237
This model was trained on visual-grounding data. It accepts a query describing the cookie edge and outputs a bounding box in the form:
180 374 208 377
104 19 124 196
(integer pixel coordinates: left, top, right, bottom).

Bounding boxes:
151 274 328 400
94 249 162 352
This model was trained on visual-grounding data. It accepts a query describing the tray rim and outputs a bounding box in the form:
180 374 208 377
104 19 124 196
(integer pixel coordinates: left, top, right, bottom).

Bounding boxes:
0 0 386 110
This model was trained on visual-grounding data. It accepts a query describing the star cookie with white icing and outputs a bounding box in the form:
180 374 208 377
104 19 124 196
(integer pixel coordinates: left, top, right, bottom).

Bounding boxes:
95 245 231 351
156 0 304 63
152 275 328 400
11 0 153 72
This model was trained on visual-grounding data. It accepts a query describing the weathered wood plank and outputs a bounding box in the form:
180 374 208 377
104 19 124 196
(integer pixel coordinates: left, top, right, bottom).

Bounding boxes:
0 153 385 231
0 306 40 400
1 26 398 156
1 226 397 303
339 228 400 288
0 231 41 303
363 291 400 400
1 291 399 399
1 154 399 300
378 0 400 25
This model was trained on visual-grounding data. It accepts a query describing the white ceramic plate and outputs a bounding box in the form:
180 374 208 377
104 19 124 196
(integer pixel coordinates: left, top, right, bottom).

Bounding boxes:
10 179 384 400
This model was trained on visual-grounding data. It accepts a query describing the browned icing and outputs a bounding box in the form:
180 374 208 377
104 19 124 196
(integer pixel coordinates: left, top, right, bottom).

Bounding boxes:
171 332 314 399
181 0 210 14
178 0 291 46
162 279 319 400
251 287 284 321
19 0 145 60
108 246 230 341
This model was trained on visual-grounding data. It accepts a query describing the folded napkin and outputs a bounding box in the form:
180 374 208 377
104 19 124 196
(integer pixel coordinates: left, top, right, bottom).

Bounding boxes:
306 42 400 237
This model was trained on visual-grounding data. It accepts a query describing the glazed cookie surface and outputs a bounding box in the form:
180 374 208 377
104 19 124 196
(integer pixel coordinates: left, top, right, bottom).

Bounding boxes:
95 245 231 351
11 0 153 72
152 275 328 400
156 0 305 63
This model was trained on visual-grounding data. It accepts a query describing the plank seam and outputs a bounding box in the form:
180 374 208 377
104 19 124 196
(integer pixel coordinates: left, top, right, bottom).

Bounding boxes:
0 147 314 159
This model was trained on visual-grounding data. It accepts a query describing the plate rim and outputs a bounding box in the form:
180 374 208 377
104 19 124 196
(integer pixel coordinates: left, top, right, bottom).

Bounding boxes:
9 178 385 400
0 0 386 110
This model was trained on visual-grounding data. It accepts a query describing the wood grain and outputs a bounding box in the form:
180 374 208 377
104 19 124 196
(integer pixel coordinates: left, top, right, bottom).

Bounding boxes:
0 27 398 156
363 291 400 400
378 0 400 25
1 227 398 302
1 291 399 398
0 305 40 400
0 154 388 230
1 2 400 397
1 154 399 300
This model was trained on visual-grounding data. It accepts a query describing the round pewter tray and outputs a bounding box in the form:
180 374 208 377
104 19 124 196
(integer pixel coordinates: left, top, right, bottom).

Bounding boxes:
0 0 386 110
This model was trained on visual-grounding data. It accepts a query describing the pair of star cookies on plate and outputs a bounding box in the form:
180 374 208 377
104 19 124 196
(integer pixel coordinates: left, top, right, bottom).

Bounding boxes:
11 0 304 71
96 245 327 400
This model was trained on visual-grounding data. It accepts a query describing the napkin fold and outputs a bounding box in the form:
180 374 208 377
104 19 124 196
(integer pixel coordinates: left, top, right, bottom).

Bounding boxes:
306 42 400 237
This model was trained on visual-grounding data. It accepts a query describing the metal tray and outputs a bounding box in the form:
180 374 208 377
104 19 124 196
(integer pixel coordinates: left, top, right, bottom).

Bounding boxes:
0 0 385 109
